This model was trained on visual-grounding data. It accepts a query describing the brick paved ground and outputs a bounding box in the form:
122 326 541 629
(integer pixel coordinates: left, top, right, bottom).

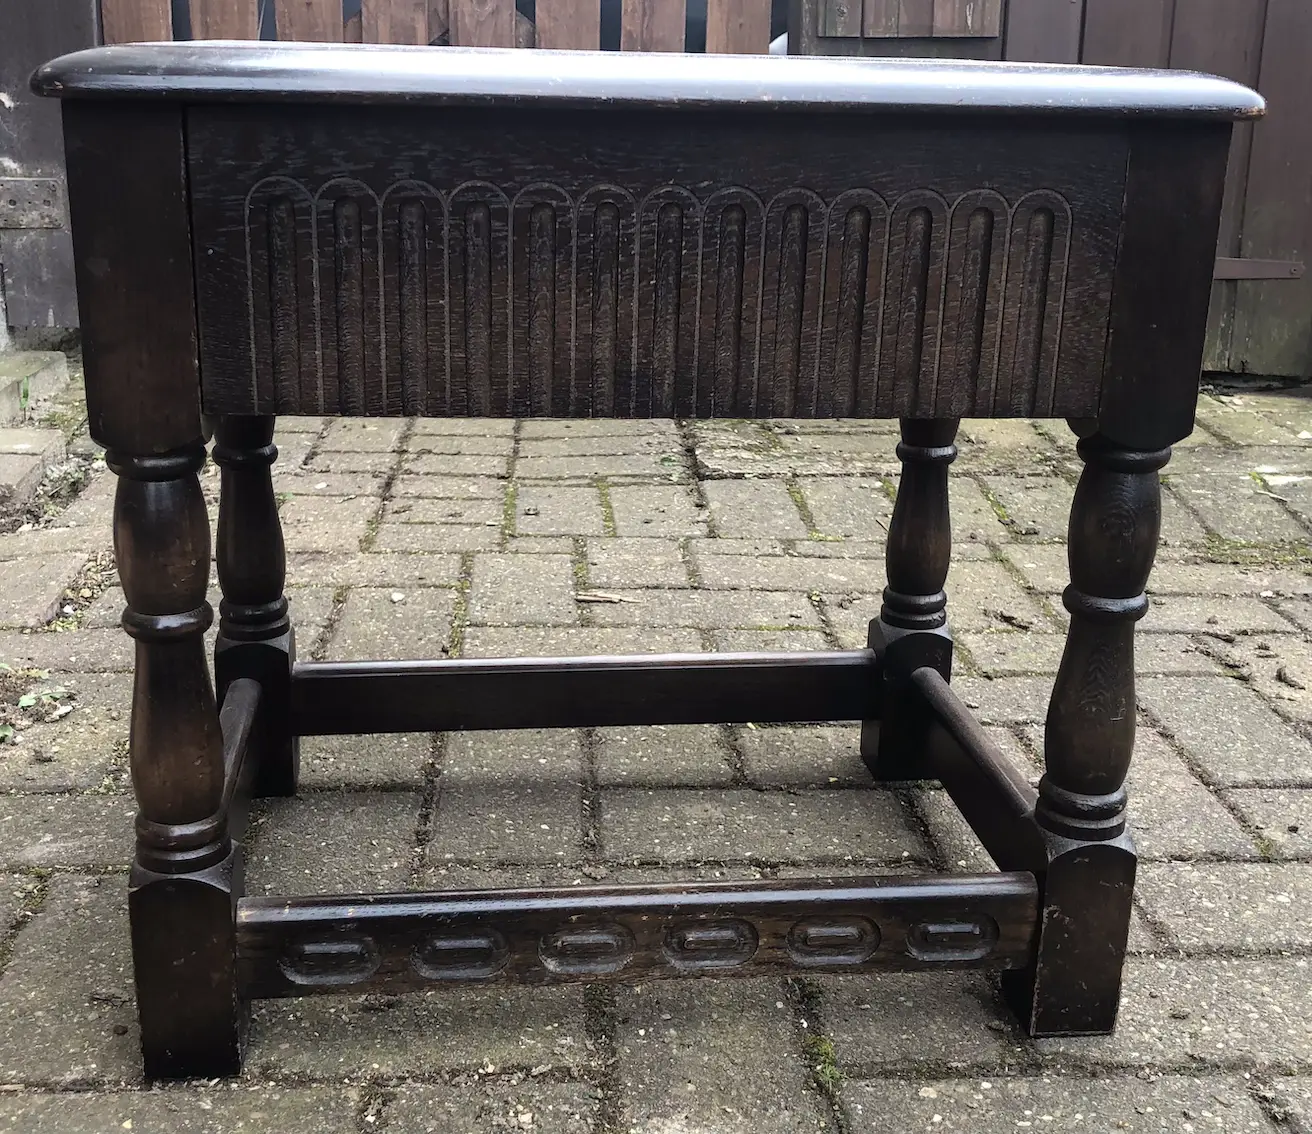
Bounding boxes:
0 381 1311 1129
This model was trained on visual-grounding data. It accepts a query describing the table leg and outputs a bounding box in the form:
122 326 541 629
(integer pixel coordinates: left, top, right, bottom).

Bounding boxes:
863 418 958 779
214 416 297 797
1004 428 1169 1035
110 443 243 1077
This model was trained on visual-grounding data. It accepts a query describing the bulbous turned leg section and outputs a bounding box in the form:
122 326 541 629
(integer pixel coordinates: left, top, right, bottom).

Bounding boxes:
214 416 297 798
110 444 243 1078
862 418 958 780
1003 431 1170 1037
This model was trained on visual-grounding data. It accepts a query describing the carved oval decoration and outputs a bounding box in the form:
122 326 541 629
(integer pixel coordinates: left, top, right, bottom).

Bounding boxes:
785 916 880 966
278 933 380 987
905 916 1000 963
663 919 758 970
539 922 634 975
411 929 510 981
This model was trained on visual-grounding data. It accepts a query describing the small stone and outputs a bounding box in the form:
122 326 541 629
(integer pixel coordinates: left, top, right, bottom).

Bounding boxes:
389 591 405 603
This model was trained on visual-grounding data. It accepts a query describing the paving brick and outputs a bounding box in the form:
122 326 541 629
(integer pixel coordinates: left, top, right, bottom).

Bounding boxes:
246 792 419 895
711 628 831 652
407 433 512 457
608 484 707 537
0 672 131 791
1034 956 1312 1069
702 480 809 539
299 733 432 788
1140 595 1296 636
738 724 870 787
952 677 1054 725
1138 862 1312 951
697 551 881 592
587 538 688 588
0 794 134 869
0 553 86 629
600 787 924 864
462 625 702 658
405 452 510 477
372 522 502 552
391 473 506 498
586 589 818 630
594 724 735 787
385 496 503 525
328 586 456 659
518 434 674 458
286 552 460 588
515 454 679 480
248 985 591 1077
617 979 830 1134
412 418 517 437
306 449 396 474
1140 676 1312 786
0 526 108 560
949 478 1012 544
320 418 407 451
276 415 326 432
800 479 893 539
820 972 1026 1071
0 628 131 672
428 732 583 866
385 1081 599 1134
842 1074 1269 1132
279 494 375 553
1211 634 1312 722
1170 473 1310 543
469 553 576 625
285 585 338 651
1197 395 1304 446
503 536 578 554
981 475 1073 541
1223 788 1312 858
514 485 605 535
520 418 678 440
0 1087 360 1132
959 631 1221 678
0 875 141 1084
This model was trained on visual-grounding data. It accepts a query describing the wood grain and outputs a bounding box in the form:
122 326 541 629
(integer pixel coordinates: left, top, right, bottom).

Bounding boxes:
363 0 429 42
932 0 1000 36
101 0 173 42
273 0 342 40
707 0 772 51
536 0 600 47
189 0 261 38
448 0 514 45
622 0 686 50
862 0 900 35
1002 0 1081 61
1082 0 1175 66
819 0 863 37
429 0 450 40
897 0 934 37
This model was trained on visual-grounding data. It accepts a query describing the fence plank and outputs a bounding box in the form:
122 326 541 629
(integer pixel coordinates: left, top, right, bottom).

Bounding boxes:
932 0 999 35
1002 0 1082 61
819 0 863 37
1232 0 1312 376
863 0 900 35
897 0 934 36
1081 0 1174 66
273 0 341 40
363 0 429 40
1169 0 1266 369
449 0 515 44
707 0 771 50
621 0 685 49
537 0 600 47
189 0 261 38
429 0 451 39
101 0 173 41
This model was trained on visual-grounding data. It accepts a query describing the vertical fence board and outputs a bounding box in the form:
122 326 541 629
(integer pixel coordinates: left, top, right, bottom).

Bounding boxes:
189 0 261 37
101 0 173 41
1082 0 1175 66
932 0 1000 36
272 0 341 39
819 0 863 37
1233 0 1312 376
897 0 933 36
862 0 900 35
621 0 685 50
707 0 772 50
1003 0 1081 60
537 0 600 48
363 0 429 40
449 0 515 43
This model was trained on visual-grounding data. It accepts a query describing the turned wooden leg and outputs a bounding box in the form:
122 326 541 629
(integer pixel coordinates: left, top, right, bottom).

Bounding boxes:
862 418 958 780
111 444 244 1078
1003 429 1168 1036
214 416 297 797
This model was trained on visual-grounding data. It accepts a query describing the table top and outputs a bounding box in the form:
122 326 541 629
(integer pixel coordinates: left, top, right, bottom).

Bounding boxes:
33 42 1263 120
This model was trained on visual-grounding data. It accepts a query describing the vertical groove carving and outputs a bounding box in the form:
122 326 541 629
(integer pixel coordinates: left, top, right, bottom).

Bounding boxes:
512 187 573 417
527 203 557 416
941 192 1007 417
1008 208 1054 414
879 193 948 416
333 198 365 415
711 205 746 417
648 201 685 417
768 205 807 417
590 202 620 417
578 187 635 418
463 202 492 415
830 208 870 417
762 191 826 418
267 198 300 411
397 199 427 416
820 191 886 419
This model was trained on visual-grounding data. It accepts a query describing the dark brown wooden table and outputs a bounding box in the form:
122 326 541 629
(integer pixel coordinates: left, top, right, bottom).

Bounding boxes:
33 42 1261 1079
